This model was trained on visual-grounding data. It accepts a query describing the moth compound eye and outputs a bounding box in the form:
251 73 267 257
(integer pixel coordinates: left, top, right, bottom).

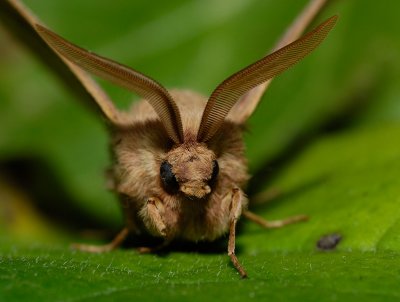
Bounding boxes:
160 161 179 194
209 160 219 186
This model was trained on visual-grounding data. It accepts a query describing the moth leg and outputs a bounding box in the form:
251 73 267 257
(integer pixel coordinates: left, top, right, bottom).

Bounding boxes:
71 227 129 253
146 197 167 236
137 197 171 254
243 210 308 229
228 188 248 278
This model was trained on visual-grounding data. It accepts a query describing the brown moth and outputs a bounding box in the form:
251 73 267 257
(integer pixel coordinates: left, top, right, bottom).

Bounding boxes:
1 0 337 278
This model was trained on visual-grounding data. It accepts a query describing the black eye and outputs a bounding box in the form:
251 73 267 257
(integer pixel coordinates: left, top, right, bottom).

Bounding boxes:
209 160 219 186
160 161 179 194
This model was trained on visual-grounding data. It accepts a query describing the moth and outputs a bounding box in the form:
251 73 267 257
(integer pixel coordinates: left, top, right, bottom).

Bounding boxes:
2 0 337 278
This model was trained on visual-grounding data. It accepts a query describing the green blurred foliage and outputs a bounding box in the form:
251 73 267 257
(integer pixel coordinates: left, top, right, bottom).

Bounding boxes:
1 0 400 300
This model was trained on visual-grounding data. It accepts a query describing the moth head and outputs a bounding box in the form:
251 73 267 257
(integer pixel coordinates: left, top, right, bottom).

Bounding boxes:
160 143 219 199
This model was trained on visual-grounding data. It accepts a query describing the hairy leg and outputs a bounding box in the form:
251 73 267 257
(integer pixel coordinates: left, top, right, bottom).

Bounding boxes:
71 227 129 253
228 188 248 278
146 197 167 236
137 197 171 253
243 210 308 229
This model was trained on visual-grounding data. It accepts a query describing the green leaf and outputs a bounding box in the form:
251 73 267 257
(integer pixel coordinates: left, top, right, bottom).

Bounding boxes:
2 244 400 302
1 0 400 300
245 123 400 252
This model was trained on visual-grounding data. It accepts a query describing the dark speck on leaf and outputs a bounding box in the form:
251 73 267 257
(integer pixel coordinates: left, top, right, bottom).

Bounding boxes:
317 233 342 251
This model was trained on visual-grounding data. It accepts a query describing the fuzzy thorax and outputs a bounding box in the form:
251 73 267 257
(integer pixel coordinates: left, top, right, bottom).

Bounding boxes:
111 90 249 241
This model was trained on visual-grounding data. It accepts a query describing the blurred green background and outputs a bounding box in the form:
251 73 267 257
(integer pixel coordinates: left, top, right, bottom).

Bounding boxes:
1 0 400 301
